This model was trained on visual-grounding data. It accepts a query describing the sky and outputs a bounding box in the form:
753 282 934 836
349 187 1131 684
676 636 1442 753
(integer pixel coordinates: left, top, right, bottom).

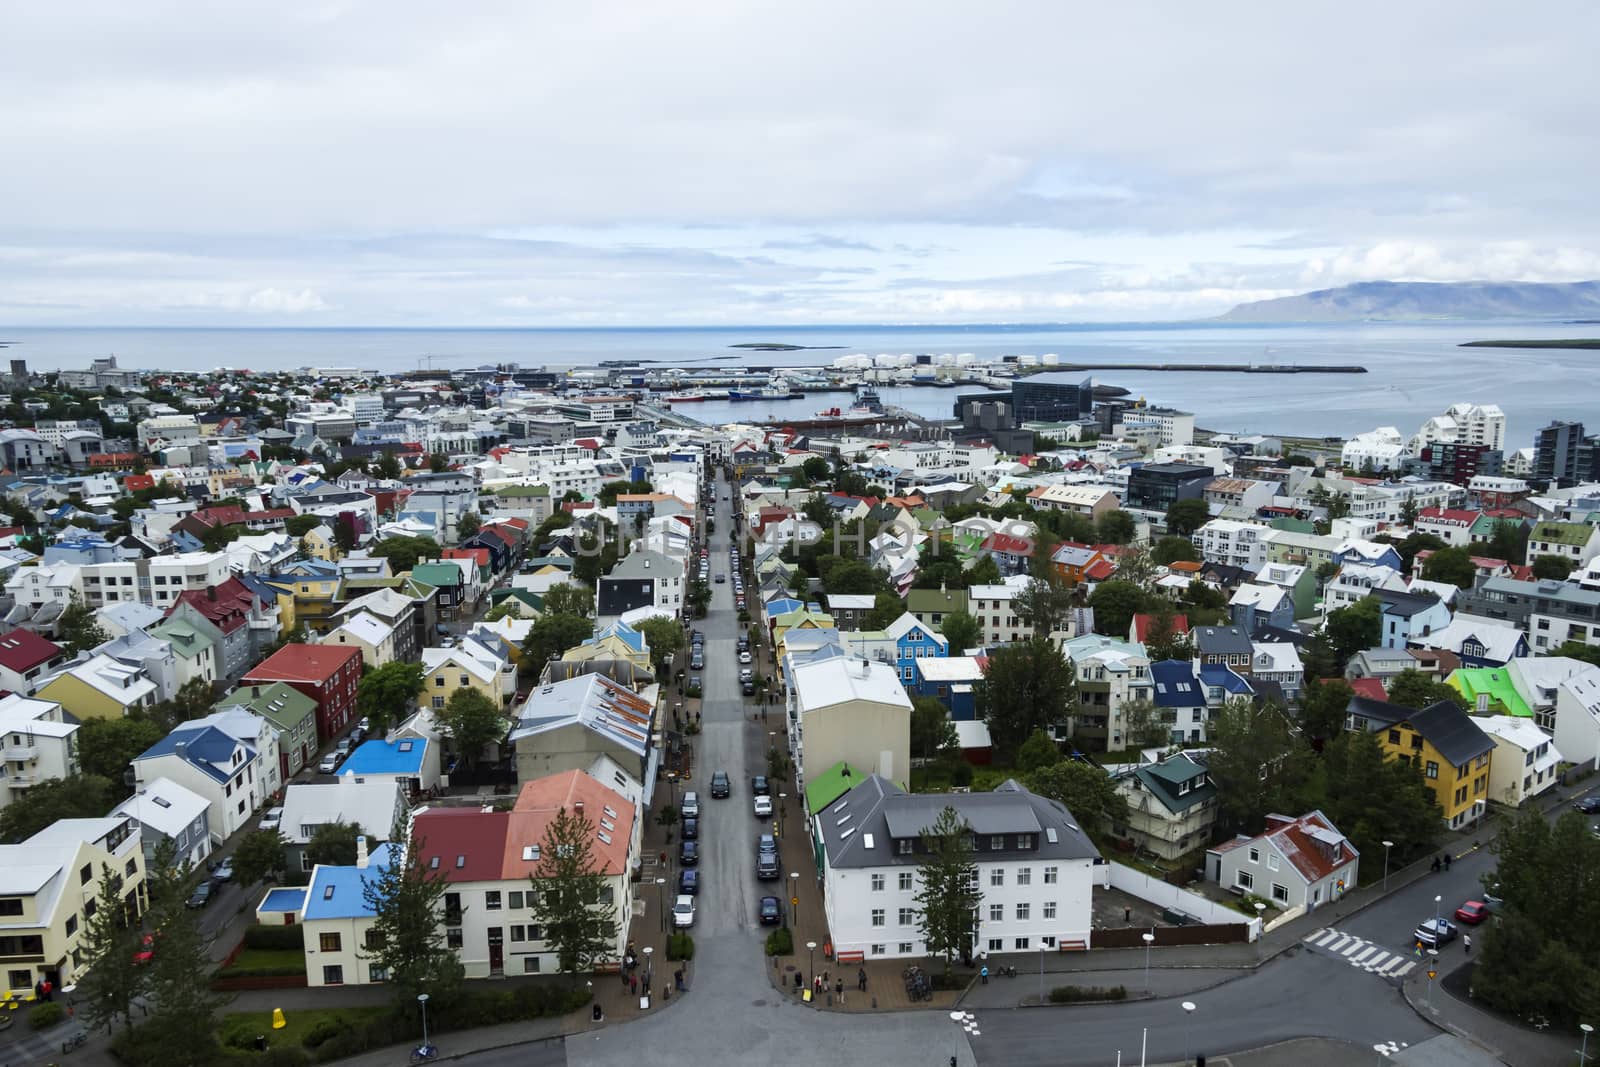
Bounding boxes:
3 2 1599 327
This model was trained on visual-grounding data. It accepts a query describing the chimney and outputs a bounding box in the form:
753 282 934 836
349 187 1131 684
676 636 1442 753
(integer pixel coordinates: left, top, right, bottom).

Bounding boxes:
355 835 370 869
174 741 187 761
207 585 217 601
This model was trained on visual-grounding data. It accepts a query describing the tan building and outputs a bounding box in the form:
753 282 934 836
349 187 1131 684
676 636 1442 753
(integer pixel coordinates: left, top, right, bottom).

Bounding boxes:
322 612 398 669
785 652 910 803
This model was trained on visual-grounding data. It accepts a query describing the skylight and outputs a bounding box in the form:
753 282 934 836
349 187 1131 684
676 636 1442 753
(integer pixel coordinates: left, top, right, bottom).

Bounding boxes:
323 885 335 899
1045 828 1059 843
455 855 466 868
862 833 875 849
523 845 540 861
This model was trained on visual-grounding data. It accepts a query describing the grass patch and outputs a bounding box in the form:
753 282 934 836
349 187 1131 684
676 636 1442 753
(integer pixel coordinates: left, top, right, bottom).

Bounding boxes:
1049 984 1127 1003
228 948 307 971
219 1006 387 1053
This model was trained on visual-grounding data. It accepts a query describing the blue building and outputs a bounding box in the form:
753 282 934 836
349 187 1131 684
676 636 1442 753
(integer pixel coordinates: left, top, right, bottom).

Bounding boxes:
885 613 948 683
910 656 986 720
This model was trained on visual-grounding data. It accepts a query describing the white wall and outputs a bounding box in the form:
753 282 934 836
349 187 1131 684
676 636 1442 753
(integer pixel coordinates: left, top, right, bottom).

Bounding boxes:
1102 861 1260 939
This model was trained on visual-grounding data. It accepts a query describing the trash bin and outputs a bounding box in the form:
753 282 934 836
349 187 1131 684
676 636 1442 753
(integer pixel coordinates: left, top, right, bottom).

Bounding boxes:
255 1035 267 1051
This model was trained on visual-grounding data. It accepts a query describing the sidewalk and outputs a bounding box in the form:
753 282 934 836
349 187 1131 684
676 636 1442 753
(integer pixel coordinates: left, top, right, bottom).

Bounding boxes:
1401 957 1568 1066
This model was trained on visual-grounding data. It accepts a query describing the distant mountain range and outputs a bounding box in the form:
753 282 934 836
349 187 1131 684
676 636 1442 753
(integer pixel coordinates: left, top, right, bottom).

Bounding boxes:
1216 280 1600 323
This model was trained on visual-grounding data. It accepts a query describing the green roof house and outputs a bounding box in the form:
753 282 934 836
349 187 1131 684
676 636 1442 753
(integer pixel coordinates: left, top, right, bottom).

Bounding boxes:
1446 667 1533 718
149 617 220 689
216 681 318 778
907 586 969 629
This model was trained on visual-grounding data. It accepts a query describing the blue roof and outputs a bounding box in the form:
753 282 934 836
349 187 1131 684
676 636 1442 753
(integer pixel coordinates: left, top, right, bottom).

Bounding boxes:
764 598 803 617
1198 663 1254 694
135 725 239 783
261 887 307 913
340 737 428 776
301 843 395 920
1150 660 1206 708
589 620 644 653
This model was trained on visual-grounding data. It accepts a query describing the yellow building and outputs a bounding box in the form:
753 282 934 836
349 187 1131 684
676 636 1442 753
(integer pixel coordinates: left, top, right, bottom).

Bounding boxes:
261 566 344 635
300 524 340 562
560 621 651 675
772 608 836 661
1346 696 1494 829
35 654 160 721
419 640 515 712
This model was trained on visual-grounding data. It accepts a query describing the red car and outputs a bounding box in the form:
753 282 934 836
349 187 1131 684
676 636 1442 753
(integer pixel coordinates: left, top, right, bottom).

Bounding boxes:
1454 900 1490 925
133 933 156 964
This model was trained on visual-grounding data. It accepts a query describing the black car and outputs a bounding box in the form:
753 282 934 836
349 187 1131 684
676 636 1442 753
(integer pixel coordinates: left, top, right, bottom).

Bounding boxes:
690 651 705 670
742 679 755 696
680 840 700 866
759 896 782 926
737 637 750 652
681 817 699 840
185 882 213 909
709 771 731 798
1576 795 1600 814
679 869 700 895
751 775 770 796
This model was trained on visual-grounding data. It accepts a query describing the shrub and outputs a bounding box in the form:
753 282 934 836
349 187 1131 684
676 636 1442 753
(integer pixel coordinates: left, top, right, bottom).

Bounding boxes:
765 926 794 956
667 932 696 960
1048 984 1128 1004
949 761 974 788
29 1001 64 1030
243 924 306 951
300 1016 348 1049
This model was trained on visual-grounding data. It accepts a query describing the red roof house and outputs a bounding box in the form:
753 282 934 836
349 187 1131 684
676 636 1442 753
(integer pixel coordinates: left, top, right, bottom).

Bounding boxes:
0 628 65 693
242 644 363 743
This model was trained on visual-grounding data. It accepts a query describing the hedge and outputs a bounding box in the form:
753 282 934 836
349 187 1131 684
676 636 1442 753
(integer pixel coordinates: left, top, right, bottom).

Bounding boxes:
764 927 793 956
666 932 695 960
1048 984 1128 1004
29 1002 64 1030
242 925 306 951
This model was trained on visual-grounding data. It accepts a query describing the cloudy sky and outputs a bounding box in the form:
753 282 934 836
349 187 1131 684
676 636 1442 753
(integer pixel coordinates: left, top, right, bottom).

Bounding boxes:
3 2 1597 326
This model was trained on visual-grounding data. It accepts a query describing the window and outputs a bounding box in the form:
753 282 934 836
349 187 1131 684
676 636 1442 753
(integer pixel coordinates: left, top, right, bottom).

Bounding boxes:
460 674 470 687
364 929 384 951
1041 936 1056 948
898 872 913 891
368 964 389 982
322 965 344 985
485 891 502 910
1388 729 1401 744
990 869 1004 887
989 904 1004 922
1235 871 1253 890
1015 903 1030 921
990 835 1004 850
64 914 77 936
80 864 92 885
522 957 541 974
898 942 915 954
1266 854 1279 872
0 899 21 917
446 928 463 949
1043 901 1056 920
1272 883 1290 903
870 874 885 892
1043 866 1058 885
435 676 446 688
319 932 342 952
125 858 138 877
987 938 1003 951
870 909 885 927
897 839 912 855
510 926 525 943
1016 867 1031 886
432 696 445 710
509 891 524 910
1425 761 1439 779
870 944 886 956
898 908 915 925
1248 847 1259 864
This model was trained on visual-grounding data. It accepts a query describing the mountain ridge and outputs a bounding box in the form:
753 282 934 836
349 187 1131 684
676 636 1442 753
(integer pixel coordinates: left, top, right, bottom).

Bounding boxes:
1217 280 1600 323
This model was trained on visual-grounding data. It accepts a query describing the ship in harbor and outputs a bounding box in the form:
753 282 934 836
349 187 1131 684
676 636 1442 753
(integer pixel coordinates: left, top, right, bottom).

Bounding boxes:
816 384 886 419
728 377 805 401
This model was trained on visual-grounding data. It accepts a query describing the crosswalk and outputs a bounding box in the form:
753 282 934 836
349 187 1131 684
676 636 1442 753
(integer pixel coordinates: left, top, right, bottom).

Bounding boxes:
1302 927 1418 980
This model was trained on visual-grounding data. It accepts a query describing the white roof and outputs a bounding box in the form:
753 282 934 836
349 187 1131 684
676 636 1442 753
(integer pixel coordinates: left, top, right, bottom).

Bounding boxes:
330 612 395 647
333 588 417 622
954 719 992 750
1251 642 1304 674
1229 583 1286 610
1560 667 1600 716
421 646 498 685
112 776 210 838
1476 715 1557 756
1418 618 1525 661
277 778 406 845
914 657 987 682
0 694 76 739
45 654 157 706
791 652 912 715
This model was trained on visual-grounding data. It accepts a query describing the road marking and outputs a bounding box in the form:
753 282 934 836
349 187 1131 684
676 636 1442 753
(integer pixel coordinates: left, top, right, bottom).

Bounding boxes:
1340 940 1365 957
1302 928 1417 981
1351 946 1378 964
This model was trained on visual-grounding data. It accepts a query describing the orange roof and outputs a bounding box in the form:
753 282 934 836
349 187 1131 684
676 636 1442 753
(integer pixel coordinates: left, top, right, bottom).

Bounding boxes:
1167 560 1203 573
507 770 635 878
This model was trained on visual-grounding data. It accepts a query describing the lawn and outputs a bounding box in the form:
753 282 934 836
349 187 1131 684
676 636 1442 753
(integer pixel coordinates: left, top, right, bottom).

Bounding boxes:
223 947 308 974
218 1005 388 1053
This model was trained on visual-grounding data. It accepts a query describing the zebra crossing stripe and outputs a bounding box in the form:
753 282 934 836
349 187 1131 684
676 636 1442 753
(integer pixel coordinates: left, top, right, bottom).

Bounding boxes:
1362 953 1395 972
1351 946 1378 964
1340 940 1365 957
1392 961 1416 978
1310 929 1338 948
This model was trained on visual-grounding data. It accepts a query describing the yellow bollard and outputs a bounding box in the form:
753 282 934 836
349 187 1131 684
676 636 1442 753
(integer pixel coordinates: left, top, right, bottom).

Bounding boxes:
271 1007 287 1030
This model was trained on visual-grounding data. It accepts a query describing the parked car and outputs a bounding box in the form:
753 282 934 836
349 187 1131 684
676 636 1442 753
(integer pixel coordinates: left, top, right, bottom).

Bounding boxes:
259 807 284 832
1576 795 1600 814
690 651 705 670
672 895 697 928
735 597 746 611
1454 901 1490 925
335 737 354 758
680 840 700 867
1414 918 1457 947
679 869 699 895
681 791 700 818
739 668 754 682
715 574 726 583
737 637 750 652
211 857 234 883
753 795 773 818
709 772 731 798
318 752 342 774
742 679 755 696
186 882 213 909
681 817 699 841
359 716 371 732
751 776 770 796
739 650 752 664
759 896 782 926
757 833 779 879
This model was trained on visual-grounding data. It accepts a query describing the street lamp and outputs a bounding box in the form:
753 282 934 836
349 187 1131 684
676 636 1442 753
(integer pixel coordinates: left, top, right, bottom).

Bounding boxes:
1253 900 1265 934
806 940 818 988
1038 944 1047 1005
1142 932 1155 993
1434 894 1442 933
643 945 654 998
790 871 800 926
779 792 788 833
1581 1022 1594 1065
1382 840 1394 893
655 876 667 933
1182 1001 1196 1065
417 993 431 1053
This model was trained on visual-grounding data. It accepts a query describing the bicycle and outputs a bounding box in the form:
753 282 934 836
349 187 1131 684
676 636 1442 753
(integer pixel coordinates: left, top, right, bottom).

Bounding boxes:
410 1044 439 1062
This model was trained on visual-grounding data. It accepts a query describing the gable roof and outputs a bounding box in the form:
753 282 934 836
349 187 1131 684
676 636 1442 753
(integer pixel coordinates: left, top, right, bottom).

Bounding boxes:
0 628 62 673
1349 696 1495 765
244 642 361 684
1150 659 1206 707
1122 753 1215 814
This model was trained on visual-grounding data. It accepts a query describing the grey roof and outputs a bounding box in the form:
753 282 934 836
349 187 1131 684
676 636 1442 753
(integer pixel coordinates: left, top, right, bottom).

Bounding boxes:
1119 753 1215 814
1347 696 1494 766
818 774 1100 870
1377 589 1443 619
1193 624 1253 656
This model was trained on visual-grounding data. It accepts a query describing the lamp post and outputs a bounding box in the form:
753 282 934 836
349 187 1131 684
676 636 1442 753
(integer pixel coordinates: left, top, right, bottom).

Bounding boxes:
1581 1022 1594 1065
417 993 431 1052
1142 931 1155 993
790 871 800 926
1382 840 1394 893
1253 900 1265 935
1426 948 1438 1008
779 792 787 834
1434 894 1442 933
655 876 667 933
806 940 818 988
1182 1001 1196 1065
1038 944 1046 1005
643 945 654 999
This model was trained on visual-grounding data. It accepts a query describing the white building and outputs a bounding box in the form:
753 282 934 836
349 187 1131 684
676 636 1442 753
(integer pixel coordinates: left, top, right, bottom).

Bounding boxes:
1194 520 1275 570
1476 716 1560 807
1554 667 1600 771
112 776 213 869
817 775 1100 960
130 717 269 844
1342 428 1406 472
0 694 79 811
969 577 1035 646
1205 810 1358 912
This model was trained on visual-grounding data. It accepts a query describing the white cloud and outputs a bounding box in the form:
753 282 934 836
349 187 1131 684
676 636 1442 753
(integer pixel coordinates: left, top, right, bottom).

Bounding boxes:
245 287 328 313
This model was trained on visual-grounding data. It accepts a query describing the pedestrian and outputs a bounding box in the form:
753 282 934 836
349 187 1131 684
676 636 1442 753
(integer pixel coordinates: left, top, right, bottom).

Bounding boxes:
980 965 989 984
1431 856 1441 873
675 968 685 991
858 966 867 992
40 979 50 1001
1464 934 1472 955
1444 853 1452 871
630 975 638 995
794 972 802 991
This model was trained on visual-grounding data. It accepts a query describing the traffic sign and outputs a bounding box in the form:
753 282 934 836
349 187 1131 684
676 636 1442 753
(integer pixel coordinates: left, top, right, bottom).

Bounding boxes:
791 896 799 906
1427 969 1437 980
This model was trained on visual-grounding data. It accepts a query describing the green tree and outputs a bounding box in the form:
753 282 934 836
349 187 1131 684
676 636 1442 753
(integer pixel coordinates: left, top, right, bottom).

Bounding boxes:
1096 509 1136 545
1532 554 1575 580
910 697 959 760
59 593 109 654
1420 545 1477 589
140 884 225 1064
801 456 831 482
939 611 982 655
1112 544 1156 589
1025 759 1128 837
540 582 594 618
522 612 596 672
571 526 619 585
1205 698 1312 835
307 820 364 868
1395 532 1447 574
1122 697 1171 749
821 558 883 595
636 616 685 676
1399 496 1420 527
369 535 442 573
456 510 481 540
1014 575 1079 636
977 638 1076 764
1324 597 1382 667
231 829 289 888
438 688 504 768
362 820 465 1011
0 774 115 842
1150 536 1200 565
862 591 905 631
375 451 403 480
965 556 1003 586
1299 679 1352 743
199 522 245 552
1087 580 1149 638
912 806 983 980
1384 668 1462 711
1549 641 1600 668
1164 498 1210 537
357 660 426 734
1483 519 1528 565
1315 728 1441 868
528 805 621 981
137 677 217 734
285 513 321 537
428 452 449 473
75 862 148 1033
1015 728 1062 774
1140 598 1191 662
76 717 164 790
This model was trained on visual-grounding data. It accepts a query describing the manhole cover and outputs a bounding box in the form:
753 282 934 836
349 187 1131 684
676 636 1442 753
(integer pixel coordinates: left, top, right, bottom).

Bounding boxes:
751 998 768 1007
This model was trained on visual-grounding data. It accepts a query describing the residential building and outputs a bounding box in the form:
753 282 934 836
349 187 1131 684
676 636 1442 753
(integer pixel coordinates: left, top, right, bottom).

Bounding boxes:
215 681 319 781
1069 645 1153 751
1114 752 1217 862
1205 811 1358 911
883 613 949 685
131 712 272 841
906 586 969 631
166 577 279 680
0 694 79 811
35 654 159 721
1526 521 1600 569
786 651 911 800
1228 584 1293 635
598 549 684 617
908 657 986 721
1376 589 1451 649
1193 625 1254 675
817 775 1099 960
1415 508 1481 548
1345 697 1493 829
339 734 442 796
323 612 398 669
330 588 422 664
969 579 1032 646
111 776 213 870
1194 520 1273 572
279 777 406 875
508 672 658 795
1149 660 1209 743
1475 716 1560 807
1465 577 1600 655
1125 463 1214 513
242 644 363 743
297 840 393 987
1026 484 1118 520
0 629 66 696
1202 478 1279 515
420 638 515 714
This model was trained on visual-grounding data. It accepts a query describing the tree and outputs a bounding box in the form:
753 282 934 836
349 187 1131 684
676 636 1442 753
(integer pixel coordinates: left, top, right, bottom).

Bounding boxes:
1088 580 1150 638
1396 532 1447 574
862 591 904 631
75 862 148 1034
822 558 884 595
1112 544 1156 589
362 821 464 1011
59 593 109 654
307 820 364 868
939 611 981 655
285 513 321 537
1122 698 1171 749
0 774 114 842
1014 576 1078 636
801 456 831 482
912 806 982 979
232 829 289 888
1324 597 1382 667
571 526 619 585
540 582 594 619
76 717 164 790
369 535 442 573
138 677 216 734
1315 728 1441 867
1015 728 1062 774
1151 536 1200 565
357 661 426 734
528 805 620 981
1549 641 1600 668
965 556 1003 586
1164 498 1210 537
1025 760 1128 837
977 638 1075 764
597 479 650 506
1140 598 1190 662
141 885 225 1064
522 612 596 671
636 616 685 676
456 510 481 540
200 522 245 552
428 452 449 473
439 688 504 769
1299 679 1352 743
1483 519 1528 566
375 451 403 480
1205 698 1312 835
1399 496 1420 528
1532 554 1575 580
1096 509 1136 545
1421 545 1477 589
910 697 959 761
1384 668 1462 711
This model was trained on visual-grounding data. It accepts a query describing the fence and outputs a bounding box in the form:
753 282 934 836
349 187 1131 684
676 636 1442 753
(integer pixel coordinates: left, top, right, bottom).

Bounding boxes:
1100 861 1261 941
1095 924 1250 948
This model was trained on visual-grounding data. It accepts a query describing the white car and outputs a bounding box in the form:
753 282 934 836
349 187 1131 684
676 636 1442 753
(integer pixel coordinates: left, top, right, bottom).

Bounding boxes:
672 894 697 928
738 650 752 664
259 807 284 832
318 752 342 774
753 795 773 818
681 791 700 818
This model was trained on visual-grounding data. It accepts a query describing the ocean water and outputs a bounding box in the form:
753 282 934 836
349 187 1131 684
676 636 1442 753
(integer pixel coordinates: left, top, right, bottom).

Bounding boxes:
0 321 1595 441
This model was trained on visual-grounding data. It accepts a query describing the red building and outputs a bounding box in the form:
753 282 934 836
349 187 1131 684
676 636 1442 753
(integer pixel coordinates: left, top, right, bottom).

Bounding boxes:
242 644 363 743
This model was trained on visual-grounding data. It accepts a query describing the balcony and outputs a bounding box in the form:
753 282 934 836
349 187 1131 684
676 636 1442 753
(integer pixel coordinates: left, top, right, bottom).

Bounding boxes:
2 744 38 762
5 770 39 787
